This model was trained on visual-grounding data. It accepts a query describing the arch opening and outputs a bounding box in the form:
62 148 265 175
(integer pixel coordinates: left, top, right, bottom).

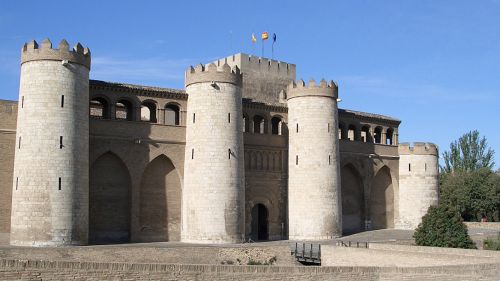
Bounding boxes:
341 164 365 234
89 152 131 244
115 100 133 121
243 114 249 132
373 127 382 144
271 116 285 135
361 126 371 143
141 101 157 122
347 125 356 141
90 97 109 119
338 123 346 139
253 115 266 134
251 204 269 241
139 155 181 242
386 128 394 145
369 166 394 230
165 104 180 125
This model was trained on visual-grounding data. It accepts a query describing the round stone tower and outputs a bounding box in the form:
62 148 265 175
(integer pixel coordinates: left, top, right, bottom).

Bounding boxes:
397 142 439 229
10 39 91 246
287 79 342 240
182 63 245 243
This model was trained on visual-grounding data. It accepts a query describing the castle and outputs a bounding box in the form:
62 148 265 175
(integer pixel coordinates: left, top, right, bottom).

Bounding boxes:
0 39 440 246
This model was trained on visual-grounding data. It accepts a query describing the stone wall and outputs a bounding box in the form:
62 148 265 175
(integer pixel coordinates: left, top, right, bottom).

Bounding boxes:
0 258 497 281
0 100 17 233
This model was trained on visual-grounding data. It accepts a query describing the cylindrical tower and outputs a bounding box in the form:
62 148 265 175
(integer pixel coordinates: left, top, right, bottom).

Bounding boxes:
287 79 342 240
182 63 245 243
10 39 90 246
397 142 439 229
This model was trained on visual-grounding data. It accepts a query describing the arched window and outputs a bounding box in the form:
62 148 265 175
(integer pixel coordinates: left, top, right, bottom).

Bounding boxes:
243 114 249 132
374 127 382 144
386 128 394 145
141 101 157 122
115 99 133 121
90 97 108 119
348 125 356 141
271 116 284 135
165 104 180 126
361 125 371 143
253 115 266 134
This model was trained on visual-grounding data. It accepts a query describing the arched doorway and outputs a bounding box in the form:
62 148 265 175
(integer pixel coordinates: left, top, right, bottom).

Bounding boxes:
139 155 181 242
341 164 365 234
89 152 131 244
370 166 394 229
251 204 269 241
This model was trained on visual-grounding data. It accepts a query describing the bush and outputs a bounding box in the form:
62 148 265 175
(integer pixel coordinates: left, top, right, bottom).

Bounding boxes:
440 168 500 222
483 234 500 251
414 205 476 249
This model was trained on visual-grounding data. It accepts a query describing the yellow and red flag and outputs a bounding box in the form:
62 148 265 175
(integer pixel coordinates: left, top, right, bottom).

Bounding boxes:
262 32 269 40
252 33 257 43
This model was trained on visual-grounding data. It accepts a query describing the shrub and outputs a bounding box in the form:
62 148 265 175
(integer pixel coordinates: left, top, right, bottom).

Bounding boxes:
483 234 500 251
414 205 476 249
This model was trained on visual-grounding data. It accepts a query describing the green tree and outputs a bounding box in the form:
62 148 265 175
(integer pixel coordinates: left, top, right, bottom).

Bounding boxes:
441 130 495 173
414 205 476 249
440 168 500 221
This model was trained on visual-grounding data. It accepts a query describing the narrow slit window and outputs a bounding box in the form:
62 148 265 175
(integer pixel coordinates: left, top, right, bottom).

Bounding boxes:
191 148 194 159
59 136 63 149
228 113 231 123
21 96 24 108
18 136 21 149
296 123 299 133
58 177 61 190
228 148 231 159
193 113 196 123
16 177 18 190
328 123 330 133
61 95 64 107
409 163 411 172
329 155 331 165
296 155 298 165
425 163 427 171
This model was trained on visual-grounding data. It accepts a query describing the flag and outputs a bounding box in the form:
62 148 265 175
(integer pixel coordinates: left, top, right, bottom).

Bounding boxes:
273 33 277 43
251 33 257 43
262 32 269 40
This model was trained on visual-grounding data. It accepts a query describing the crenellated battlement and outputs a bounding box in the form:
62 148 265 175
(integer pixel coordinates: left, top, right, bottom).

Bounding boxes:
185 63 242 87
399 142 438 156
21 39 91 69
214 53 296 78
287 79 338 100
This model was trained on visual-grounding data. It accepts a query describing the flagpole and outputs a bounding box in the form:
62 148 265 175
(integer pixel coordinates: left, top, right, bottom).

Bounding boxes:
262 40 264 57
272 42 274 60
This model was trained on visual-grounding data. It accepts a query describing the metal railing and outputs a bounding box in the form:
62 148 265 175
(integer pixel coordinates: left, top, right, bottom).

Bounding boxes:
293 243 321 265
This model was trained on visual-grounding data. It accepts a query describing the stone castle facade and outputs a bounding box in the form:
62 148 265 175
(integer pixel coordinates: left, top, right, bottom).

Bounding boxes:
0 39 440 246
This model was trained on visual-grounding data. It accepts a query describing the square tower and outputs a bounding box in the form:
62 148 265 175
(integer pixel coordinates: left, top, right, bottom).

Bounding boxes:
213 53 296 105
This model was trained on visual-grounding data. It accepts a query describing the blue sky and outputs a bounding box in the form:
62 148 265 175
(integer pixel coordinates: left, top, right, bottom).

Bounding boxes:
0 0 499 168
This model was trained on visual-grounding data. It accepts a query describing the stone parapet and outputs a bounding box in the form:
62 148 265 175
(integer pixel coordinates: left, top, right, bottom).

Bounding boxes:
399 142 438 156
287 79 338 100
184 63 242 87
21 39 91 69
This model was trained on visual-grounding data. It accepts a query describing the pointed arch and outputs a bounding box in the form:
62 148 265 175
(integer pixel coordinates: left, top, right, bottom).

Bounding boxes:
139 154 181 242
370 166 394 229
89 152 131 244
341 163 365 234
